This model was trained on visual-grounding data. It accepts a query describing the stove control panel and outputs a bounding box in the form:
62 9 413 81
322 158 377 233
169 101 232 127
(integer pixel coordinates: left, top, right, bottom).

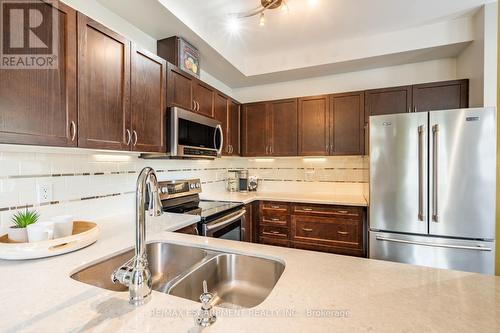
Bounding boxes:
158 179 202 200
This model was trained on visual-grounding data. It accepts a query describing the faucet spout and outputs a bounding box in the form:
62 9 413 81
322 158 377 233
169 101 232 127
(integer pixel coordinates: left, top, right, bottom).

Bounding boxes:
111 167 163 306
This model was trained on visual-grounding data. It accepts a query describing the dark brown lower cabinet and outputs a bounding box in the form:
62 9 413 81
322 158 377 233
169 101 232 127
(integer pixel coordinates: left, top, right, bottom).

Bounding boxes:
242 203 253 243
256 201 366 257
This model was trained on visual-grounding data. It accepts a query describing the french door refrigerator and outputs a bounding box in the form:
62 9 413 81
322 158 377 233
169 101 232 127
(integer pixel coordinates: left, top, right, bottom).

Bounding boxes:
369 107 496 275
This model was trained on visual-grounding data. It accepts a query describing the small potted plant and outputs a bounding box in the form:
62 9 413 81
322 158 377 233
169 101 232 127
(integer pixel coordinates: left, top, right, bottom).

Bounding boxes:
8 209 40 242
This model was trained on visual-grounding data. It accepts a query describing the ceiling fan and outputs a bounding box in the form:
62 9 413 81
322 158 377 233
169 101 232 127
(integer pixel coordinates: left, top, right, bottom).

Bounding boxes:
233 0 289 26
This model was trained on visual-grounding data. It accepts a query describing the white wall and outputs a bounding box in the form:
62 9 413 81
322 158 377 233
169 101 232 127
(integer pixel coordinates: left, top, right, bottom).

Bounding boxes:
482 2 498 107
233 58 458 103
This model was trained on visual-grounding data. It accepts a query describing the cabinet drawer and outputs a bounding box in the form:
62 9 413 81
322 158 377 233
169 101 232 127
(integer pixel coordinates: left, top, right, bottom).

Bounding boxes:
261 202 289 213
293 204 362 219
260 212 288 226
291 215 362 249
259 236 289 248
260 225 289 239
292 241 364 257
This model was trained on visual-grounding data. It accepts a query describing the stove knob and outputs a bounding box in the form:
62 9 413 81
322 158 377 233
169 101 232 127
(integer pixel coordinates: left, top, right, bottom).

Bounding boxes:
190 183 195 189
195 183 201 189
161 187 168 194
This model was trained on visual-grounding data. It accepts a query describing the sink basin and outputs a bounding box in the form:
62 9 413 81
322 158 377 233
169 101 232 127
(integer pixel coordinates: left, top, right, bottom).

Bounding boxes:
168 253 285 309
70 242 210 292
71 242 285 309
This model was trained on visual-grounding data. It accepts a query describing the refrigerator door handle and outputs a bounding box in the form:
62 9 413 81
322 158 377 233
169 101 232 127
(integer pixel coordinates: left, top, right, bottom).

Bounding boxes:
432 124 439 222
418 125 425 221
375 236 492 251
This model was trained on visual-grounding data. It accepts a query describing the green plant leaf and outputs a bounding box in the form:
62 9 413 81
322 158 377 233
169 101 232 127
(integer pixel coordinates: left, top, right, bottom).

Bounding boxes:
11 208 40 228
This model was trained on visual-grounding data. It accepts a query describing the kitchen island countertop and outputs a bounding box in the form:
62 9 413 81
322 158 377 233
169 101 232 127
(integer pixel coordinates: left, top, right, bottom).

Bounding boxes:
0 212 498 333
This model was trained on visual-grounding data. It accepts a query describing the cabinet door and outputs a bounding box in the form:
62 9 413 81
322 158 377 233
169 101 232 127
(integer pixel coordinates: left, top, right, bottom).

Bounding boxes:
193 81 214 117
77 13 130 150
214 93 229 155
0 1 77 147
412 79 468 112
298 96 330 156
242 103 269 156
167 65 193 110
269 99 298 156
229 100 240 156
130 45 167 153
364 86 412 119
330 92 364 156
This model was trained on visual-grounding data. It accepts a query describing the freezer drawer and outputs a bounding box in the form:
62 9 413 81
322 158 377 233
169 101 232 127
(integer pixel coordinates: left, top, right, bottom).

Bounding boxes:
369 231 495 275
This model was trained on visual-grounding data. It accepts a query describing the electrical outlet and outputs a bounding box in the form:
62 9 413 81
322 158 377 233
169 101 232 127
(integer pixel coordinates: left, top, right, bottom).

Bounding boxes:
37 183 52 203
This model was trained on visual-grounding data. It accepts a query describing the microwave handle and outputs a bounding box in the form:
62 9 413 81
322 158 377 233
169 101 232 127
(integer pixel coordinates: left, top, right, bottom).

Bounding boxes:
214 124 224 156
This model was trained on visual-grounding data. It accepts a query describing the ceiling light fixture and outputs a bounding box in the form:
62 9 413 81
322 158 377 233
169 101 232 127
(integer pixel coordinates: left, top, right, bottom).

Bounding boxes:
232 0 288 26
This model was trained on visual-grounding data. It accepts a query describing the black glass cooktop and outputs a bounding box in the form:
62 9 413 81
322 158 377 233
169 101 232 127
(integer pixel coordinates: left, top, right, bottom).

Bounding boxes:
163 200 243 222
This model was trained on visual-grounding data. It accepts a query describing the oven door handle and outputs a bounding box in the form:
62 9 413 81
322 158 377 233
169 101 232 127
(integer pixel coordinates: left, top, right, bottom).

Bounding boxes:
204 210 246 233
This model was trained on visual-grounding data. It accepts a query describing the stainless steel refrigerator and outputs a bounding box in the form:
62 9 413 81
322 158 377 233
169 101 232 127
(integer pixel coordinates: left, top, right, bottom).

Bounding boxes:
369 107 496 275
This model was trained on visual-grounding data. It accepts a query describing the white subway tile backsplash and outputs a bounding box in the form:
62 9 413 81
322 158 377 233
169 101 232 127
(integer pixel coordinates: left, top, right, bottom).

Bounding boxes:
0 146 368 225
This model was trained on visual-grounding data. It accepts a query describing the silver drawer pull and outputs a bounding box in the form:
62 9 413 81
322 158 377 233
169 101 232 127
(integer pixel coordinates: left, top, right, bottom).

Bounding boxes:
301 208 313 211
301 228 313 232
270 218 281 222
336 210 349 214
337 231 349 235
263 231 282 236
270 205 282 209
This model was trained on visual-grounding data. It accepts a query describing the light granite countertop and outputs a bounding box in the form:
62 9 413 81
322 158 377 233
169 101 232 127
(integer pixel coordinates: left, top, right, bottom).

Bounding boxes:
0 212 498 333
199 191 368 207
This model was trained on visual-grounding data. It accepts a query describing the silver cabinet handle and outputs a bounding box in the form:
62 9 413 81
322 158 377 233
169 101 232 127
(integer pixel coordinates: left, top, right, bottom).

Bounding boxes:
125 129 131 145
337 231 349 235
432 124 439 222
132 130 138 146
265 145 269 155
70 121 76 142
301 208 313 211
336 210 349 214
418 125 425 221
302 228 313 232
375 236 492 251
192 100 196 111
330 144 334 153
229 145 233 154
414 107 418 113
408 107 411 113
196 101 200 112
325 144 329 154
270 145 273 155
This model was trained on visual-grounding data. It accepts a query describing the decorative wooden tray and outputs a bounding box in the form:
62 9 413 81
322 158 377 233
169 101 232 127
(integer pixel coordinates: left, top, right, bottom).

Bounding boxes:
0 221 99 260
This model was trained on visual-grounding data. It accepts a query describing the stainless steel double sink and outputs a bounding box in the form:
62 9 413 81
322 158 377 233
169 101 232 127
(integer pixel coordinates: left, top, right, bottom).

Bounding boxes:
71 242 285 309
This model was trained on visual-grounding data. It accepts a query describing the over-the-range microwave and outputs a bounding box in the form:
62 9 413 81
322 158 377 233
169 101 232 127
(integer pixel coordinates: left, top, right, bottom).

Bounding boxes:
141 107 223 159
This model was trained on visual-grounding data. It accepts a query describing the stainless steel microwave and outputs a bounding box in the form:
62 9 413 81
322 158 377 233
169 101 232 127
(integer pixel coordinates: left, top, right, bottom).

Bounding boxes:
168 107 223 159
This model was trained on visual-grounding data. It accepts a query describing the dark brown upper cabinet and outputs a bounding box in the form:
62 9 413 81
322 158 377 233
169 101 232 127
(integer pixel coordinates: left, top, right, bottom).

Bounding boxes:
242 102 269 156
330 92 364 156
77 13 130 151
166 64 193 111
193 81 214 118
0 1 77 147
365 86 412 120
130 45 167 153
269 99 298 156
229 100 241 156
412 79 469 112
242 99 297 157
214 93 230 155
214 95 240 156
298 95 330 156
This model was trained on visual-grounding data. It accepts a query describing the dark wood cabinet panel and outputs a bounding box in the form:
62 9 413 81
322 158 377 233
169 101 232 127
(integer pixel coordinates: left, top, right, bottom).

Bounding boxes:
77 13 130 150
243 203 253 242
330 92 364 155
412 79 469 112
214 93 229 155
167 65 193 110
269 99 298 156
193 81 214 117
175 223 199 235
0 1 77 147
130 45 167 153
242 103 269 156
229 100 241 156
365 86 412 120
298 95 330 156
259 236 289 247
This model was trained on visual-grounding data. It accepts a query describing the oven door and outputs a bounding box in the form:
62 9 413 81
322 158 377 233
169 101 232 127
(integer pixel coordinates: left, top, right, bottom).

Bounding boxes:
202 209 246 241
170 107 223 158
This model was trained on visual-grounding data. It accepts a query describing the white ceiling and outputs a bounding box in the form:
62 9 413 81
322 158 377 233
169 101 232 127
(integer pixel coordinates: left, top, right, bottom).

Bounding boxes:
97 0 495 87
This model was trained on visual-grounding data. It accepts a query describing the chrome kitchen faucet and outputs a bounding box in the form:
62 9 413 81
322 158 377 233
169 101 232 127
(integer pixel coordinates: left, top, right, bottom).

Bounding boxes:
111 167 163 306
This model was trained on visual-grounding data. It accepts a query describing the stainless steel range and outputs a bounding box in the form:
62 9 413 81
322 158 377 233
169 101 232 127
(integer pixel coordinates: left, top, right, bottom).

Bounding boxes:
159 179 246 241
